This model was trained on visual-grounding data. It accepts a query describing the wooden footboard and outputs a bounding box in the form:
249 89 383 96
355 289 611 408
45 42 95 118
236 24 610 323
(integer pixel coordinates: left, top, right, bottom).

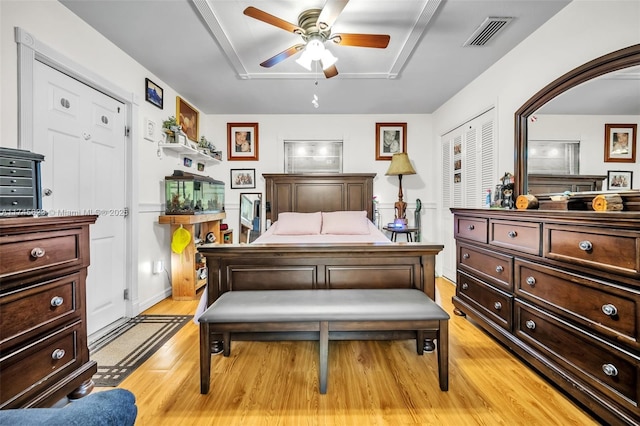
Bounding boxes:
198 243 443 345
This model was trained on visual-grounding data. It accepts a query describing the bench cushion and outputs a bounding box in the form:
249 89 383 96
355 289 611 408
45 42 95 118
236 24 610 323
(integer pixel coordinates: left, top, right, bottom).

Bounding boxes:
198 289 449 323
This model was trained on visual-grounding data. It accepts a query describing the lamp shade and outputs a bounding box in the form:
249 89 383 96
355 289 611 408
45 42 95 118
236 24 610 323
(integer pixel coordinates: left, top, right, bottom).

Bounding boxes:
385 153 416 176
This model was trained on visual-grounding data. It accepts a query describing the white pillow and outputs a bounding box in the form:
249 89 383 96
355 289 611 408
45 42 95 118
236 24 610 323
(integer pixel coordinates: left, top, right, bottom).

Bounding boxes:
321 211 370 235
272 212 322 235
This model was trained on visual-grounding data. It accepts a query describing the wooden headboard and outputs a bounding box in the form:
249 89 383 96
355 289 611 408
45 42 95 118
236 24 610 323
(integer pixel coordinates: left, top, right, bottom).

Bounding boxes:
263 173 375 222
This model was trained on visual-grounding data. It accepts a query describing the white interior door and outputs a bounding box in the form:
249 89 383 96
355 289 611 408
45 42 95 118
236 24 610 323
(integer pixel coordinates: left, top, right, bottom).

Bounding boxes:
33 61 127 335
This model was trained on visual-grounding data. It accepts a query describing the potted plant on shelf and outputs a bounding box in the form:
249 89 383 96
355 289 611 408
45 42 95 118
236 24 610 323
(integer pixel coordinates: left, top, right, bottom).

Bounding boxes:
162 116 181 143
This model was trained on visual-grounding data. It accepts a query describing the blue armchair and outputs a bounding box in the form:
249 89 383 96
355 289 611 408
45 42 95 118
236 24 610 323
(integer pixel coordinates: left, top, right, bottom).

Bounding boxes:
0 388 137 426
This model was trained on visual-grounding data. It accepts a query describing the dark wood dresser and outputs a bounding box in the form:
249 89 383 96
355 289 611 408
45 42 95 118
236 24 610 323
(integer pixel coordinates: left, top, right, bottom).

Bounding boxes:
0 215 97 408
451 208 640 425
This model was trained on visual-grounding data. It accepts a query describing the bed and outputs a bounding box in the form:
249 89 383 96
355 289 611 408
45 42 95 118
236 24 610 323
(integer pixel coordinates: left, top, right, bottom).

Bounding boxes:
197 173 443 351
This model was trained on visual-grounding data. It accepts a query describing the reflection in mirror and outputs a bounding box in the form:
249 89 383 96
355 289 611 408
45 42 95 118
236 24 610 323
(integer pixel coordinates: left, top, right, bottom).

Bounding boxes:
514 44 640 196
239 193 262 243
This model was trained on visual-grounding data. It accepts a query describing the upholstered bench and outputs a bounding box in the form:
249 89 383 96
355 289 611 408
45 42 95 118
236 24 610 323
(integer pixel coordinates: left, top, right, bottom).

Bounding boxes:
199 288 449 394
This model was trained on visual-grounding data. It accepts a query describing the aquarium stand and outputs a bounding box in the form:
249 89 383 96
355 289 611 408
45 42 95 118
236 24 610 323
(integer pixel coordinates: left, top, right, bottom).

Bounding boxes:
159 213 226 300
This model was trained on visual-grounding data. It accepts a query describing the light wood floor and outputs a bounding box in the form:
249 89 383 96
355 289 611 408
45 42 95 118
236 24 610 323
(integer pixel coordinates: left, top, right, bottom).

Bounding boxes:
103 279 600 425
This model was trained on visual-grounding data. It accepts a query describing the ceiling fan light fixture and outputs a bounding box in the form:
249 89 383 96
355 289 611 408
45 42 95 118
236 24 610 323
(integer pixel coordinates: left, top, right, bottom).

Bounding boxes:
305 37 325 60
295 50 313 70
320 49 338 69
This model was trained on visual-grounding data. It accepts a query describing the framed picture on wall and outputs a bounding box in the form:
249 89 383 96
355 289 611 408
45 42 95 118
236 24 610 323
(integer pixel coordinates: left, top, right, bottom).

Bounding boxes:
375 123 407 160
604 123 636 163
145 78 163 109
607 170 633 190
176 96 199 142
230 169 256 189
227 123 259 161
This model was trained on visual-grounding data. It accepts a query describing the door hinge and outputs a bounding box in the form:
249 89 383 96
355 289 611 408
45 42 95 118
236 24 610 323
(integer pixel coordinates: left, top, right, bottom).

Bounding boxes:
124 126 130 136
124 289 129 300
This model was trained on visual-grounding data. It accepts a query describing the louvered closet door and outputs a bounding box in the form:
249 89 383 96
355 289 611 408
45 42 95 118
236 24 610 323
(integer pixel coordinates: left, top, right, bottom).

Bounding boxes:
440 108 496 282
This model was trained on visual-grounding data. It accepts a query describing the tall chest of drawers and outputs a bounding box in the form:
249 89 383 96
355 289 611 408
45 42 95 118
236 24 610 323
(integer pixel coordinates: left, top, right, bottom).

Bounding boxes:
0 147 44 213
0 215 97 408
451 209 640 425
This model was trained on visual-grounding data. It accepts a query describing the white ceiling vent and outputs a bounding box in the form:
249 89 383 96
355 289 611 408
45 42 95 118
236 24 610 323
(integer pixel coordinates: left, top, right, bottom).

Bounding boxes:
463 17 513 47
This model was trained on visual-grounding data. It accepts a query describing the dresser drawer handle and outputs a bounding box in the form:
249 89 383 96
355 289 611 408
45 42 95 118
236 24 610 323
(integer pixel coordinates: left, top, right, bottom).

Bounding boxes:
461 283 469 290
493 301 502 310
526 276 536 286
11 201 18 206
51 349 65 360
601 304 618 316
525 320 536 330
31 247 46 258
467 225 475 231
51 296 64 307
507 230 517 238
495 265 504 273
602 364 618 377
578 240 593 251
462 253 470 259
10 169 17 174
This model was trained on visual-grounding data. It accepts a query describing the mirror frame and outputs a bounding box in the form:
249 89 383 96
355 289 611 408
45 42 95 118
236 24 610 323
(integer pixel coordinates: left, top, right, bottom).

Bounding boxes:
239 192 262 243
514 43 640 196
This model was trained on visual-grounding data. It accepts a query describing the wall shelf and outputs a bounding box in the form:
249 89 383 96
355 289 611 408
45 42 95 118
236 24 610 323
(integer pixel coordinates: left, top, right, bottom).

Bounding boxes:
159 143 221 165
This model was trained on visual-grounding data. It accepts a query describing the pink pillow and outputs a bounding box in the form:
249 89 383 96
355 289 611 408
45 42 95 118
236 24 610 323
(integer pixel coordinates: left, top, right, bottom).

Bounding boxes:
321 211 370 235
272 212 322 235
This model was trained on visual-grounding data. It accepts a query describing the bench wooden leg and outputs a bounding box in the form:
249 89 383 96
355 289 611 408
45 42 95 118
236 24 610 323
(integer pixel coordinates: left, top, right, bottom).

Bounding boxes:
223 332 231 357
200 323 211 394
416 330 424 355
437 319 449 391
319 321 329 394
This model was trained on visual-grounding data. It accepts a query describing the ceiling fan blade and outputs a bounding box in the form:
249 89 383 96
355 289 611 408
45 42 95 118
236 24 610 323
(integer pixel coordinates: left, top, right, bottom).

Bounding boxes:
317 0 350 30
332 33 390 49
244 6 302 34
260 44 305 68
324 65 339 79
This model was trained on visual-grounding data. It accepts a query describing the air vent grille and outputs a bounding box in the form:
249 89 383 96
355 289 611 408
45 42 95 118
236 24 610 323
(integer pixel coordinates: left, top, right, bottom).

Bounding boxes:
463 17 513 47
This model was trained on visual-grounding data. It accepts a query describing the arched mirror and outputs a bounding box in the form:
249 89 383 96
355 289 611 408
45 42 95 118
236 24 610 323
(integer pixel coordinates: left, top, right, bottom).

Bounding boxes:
515 44 640 196
239 193 262 243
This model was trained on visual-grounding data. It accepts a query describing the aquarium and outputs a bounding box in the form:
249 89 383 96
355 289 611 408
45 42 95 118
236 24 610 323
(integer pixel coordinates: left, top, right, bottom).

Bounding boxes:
165 170 224 215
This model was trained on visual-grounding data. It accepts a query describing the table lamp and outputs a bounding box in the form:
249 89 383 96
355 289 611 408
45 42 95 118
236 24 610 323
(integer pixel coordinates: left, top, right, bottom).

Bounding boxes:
385 153 416 225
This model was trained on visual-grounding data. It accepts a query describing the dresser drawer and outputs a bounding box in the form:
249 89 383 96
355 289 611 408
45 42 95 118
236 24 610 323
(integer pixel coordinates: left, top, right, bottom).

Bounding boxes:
490 219 541 255
458 242 513 291
0 187 34 196
515 301 640 416
0 229 84 280
0 158 32 168
544 224 640 278
0 321 85 407
0 196 37 210
457 270 513 331
0 176 33 187
515 259 640 348
0 273 82 352
455 216 488 243
0 166 33 178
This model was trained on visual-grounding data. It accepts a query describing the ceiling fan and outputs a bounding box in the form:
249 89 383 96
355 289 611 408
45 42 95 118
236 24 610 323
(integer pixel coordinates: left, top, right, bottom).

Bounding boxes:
243 0 390 78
